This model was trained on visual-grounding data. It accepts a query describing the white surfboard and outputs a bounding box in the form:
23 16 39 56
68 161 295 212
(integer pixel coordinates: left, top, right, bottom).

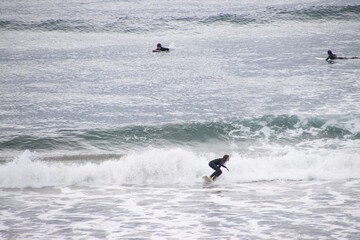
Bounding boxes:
202 176 213 183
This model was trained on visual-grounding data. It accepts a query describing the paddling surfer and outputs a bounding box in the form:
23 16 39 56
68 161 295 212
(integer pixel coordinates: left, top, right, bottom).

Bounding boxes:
153 43 169 52
326 50 360 61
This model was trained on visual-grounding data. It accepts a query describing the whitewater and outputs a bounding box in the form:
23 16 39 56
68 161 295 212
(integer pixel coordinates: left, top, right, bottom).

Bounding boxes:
1 0 360 239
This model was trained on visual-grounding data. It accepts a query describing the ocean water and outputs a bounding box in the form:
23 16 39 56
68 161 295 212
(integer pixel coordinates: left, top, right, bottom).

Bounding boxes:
1 0 360 239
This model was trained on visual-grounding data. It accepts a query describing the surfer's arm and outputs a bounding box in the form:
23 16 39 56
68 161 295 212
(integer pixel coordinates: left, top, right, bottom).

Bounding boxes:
220 164 229 171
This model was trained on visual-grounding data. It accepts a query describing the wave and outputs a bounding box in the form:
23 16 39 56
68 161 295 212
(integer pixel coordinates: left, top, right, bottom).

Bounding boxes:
275 5 360 21
0 19 144 33
0 147 359 188
199 13 257 25
1 114 359 152
1 5 358 33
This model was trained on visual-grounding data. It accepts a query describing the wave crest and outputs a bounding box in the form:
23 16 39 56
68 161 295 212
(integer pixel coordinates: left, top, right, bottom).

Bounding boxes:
1 148 359 188
1 114 359 152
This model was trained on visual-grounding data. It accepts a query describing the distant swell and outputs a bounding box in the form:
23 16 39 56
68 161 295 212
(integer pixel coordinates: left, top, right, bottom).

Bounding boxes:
1 5 359 33
1 114 359 152
275 5 360 21
199 14 256 24
0 19 135 33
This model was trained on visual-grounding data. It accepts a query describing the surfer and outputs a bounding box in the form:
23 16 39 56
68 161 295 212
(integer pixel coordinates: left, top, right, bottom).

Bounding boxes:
326 50 359 61
326 50 344 61
153 43 169 52
208 155 230 181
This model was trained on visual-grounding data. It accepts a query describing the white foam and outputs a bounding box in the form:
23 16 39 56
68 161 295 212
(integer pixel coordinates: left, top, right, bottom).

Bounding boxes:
0 146 359 188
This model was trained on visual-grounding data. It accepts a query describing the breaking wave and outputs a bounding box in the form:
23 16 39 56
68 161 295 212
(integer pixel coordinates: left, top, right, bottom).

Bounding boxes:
0 145 359 188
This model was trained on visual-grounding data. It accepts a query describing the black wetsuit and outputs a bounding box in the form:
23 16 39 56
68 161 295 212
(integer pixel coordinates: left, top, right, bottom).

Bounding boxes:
209 158 228 180
159 47 169 51
326 51 351 61
153 47 169 52
326 54 347 61
326 54 359 61
326 53 337 61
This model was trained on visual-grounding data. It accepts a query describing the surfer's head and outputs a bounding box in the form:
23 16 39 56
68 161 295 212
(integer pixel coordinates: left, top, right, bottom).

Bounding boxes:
223 154 230 161
328 50 333 55
157 43 162 48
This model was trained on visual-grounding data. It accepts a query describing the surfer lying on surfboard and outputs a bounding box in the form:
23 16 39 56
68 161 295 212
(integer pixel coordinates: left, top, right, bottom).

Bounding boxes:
326 50 360 61
208 155 230 181
153 43 170 52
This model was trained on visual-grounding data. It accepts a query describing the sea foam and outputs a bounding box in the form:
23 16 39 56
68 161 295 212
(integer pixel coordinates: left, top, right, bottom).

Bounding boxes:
0 147 359 188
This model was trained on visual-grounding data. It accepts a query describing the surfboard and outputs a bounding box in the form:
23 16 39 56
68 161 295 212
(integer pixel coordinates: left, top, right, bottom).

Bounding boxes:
202 176 213 183
152 50 169 52
317 57 360 61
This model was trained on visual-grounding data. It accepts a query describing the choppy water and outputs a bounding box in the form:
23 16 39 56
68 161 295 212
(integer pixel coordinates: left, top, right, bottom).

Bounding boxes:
2 180 360 240
1 0 360 239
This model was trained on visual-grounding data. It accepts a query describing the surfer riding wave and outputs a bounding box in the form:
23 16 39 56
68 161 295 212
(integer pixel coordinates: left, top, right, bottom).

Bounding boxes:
208 155 230 181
